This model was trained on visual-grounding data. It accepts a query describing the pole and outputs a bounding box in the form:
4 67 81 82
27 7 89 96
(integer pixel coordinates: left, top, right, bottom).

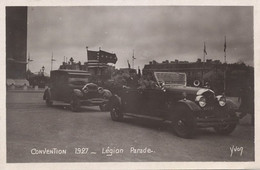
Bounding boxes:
224 36 227 95
132 50 135 69
202 42 206 86
86 46 88 61
98 48 100 83
28 52 30 71
51 52 53 71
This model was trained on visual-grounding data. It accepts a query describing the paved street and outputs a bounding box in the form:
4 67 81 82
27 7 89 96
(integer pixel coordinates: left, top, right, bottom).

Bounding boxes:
6 91 254 162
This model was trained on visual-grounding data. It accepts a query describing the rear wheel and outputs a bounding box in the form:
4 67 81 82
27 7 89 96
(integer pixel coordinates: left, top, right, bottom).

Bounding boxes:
172 109 196 139
110 104 124 121
70 97 81 112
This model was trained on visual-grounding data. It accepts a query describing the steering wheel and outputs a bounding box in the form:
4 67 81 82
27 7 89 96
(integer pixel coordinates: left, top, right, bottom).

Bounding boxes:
157 81 165 87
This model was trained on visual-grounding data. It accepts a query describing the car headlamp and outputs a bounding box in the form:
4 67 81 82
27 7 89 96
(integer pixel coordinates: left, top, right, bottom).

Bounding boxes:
217 95 226 107
195 95 206 107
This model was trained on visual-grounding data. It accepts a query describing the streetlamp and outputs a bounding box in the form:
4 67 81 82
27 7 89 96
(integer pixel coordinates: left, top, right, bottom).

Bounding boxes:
51 52 56 71
27 53 33 71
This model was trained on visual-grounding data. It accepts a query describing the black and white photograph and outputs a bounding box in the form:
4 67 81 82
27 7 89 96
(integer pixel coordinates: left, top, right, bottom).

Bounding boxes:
2 1 259 169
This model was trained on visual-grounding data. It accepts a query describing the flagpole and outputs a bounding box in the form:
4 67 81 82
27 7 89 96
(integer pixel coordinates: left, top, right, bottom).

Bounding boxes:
224 36 227 95
51 52 53 71
202 42 206 86
86 46 88 67
28 52 30 71
132 50 135 69
27 52 32 71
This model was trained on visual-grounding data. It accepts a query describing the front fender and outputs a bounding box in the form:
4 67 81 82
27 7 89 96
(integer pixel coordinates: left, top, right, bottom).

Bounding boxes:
73 89 84 97
102 89 113 98
177 99 201 112
225 98 239 110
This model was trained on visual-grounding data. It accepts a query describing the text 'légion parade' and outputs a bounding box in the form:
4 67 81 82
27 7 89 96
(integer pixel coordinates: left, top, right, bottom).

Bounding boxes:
31 146 155 157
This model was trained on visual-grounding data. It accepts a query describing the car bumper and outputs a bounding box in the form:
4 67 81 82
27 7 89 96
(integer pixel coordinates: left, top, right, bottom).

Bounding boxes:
79 98 108 106
196 116 239 128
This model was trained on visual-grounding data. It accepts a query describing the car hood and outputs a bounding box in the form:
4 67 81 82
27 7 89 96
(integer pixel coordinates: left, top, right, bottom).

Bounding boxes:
163 84 213 96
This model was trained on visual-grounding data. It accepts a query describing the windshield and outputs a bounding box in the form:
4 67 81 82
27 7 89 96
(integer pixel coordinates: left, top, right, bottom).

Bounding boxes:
154 72 187 86
68 75 89 86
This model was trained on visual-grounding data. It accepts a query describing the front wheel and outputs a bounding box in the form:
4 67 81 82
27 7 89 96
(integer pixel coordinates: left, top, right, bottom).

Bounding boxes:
214 123 237 135
172 112 196 139
214 112 238 135
70 97 81 112
110 105 124 121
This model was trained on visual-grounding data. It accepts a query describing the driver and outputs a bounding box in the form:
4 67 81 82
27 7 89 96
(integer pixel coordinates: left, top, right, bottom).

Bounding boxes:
137 75 157 89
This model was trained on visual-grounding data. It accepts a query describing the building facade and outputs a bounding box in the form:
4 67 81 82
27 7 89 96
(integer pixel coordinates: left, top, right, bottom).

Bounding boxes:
143 59 253 96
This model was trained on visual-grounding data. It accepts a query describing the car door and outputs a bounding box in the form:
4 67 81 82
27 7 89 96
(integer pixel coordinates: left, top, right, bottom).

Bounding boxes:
121 88 143 114
51 73 68 101
142 87 167 117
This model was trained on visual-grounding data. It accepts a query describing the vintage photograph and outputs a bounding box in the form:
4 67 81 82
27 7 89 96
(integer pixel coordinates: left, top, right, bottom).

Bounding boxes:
6 5 254 164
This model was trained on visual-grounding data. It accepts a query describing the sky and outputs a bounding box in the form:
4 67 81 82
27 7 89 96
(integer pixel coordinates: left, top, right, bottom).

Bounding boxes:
27 6 254 74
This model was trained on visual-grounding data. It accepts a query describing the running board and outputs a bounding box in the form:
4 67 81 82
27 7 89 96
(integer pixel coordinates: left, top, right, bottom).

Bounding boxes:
124 113 171 123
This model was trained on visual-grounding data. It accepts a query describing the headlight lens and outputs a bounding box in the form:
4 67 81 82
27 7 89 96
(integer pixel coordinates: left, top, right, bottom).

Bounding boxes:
196 95 206 107
217 95 226 107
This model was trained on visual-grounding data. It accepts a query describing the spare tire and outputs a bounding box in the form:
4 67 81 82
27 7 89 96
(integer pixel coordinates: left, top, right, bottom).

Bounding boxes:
193 80 200 87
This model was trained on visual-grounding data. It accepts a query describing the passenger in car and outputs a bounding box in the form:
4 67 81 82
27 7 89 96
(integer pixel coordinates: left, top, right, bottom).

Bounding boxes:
137 75 157 89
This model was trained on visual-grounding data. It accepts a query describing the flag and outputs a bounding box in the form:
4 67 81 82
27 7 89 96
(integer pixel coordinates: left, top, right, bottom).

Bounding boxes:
204 42 207 55
224 36 227 52
127 60 131 69
99 50 117 64
132 50 136 60
87 50 99 62
87 50 117 64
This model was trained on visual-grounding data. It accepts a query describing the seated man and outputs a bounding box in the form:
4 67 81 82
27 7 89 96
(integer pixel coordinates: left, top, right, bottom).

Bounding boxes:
137 76 157 89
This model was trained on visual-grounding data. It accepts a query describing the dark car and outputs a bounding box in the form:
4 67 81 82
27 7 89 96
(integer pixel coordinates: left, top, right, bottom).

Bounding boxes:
108 72 239 138
43 70 112 112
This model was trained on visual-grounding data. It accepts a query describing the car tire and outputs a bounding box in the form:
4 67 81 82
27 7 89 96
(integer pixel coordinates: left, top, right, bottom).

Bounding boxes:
213 112 237 135
45 94 53 106
110 105 124 121
172 111 196 139
214 123 237 135
70 96 81 112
